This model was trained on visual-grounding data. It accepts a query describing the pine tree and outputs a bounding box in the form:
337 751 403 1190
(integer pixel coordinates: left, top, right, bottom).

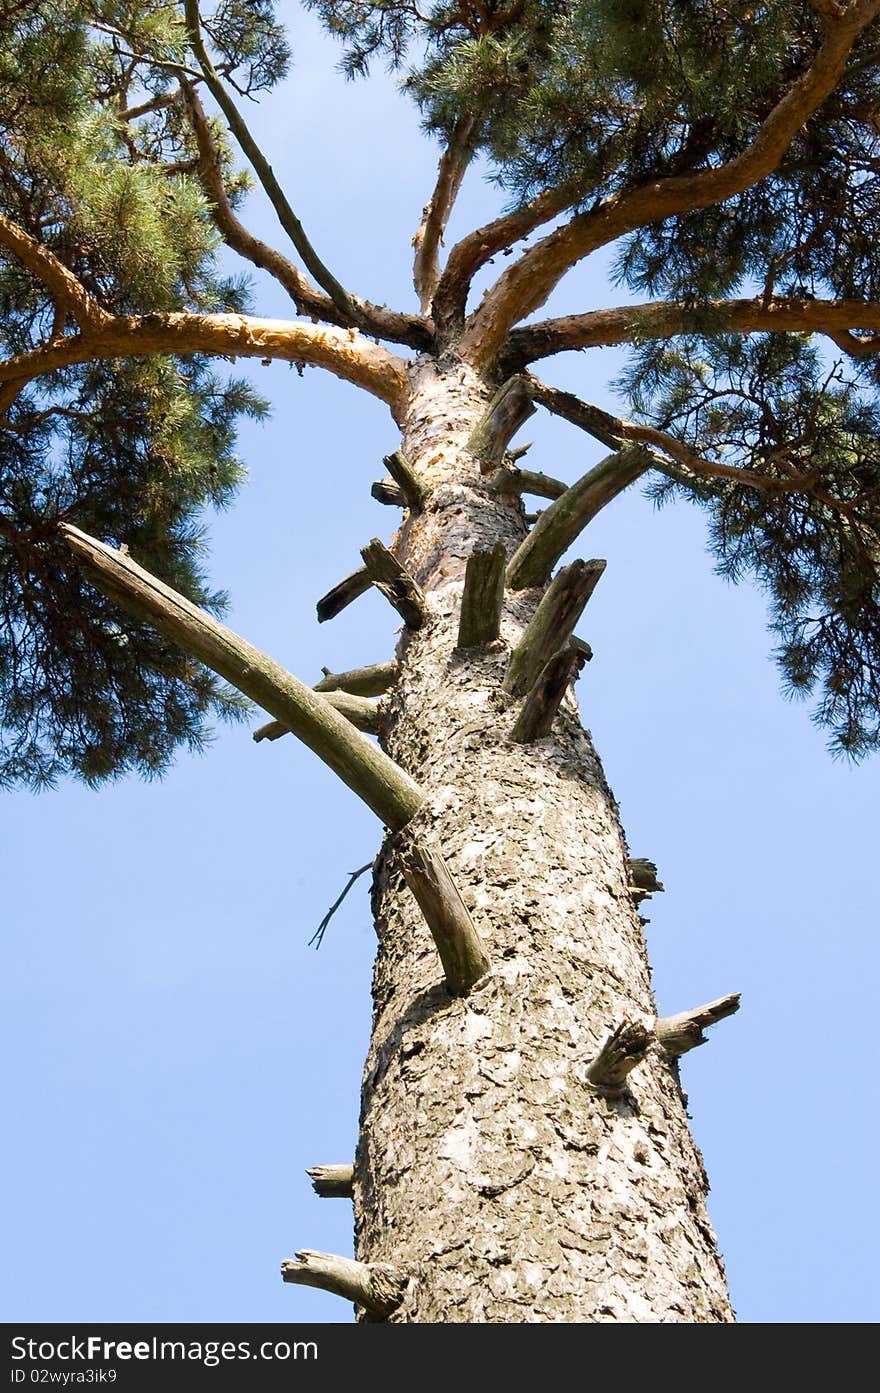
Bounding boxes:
3 0 880 1321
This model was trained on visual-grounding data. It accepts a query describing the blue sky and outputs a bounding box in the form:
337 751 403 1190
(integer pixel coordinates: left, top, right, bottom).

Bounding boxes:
1 6 878 1324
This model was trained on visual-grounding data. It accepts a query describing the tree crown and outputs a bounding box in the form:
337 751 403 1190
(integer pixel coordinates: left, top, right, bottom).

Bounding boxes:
2 0 880 779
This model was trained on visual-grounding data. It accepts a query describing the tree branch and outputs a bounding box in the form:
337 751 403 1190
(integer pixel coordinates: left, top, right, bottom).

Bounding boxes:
181 81 430 349
456 543 507 649
306 1165 354 1199
183 0 365 329
59 525 424 829
0 312 408 417
0 211 110 334
506 447 648 590
585 1020 651 1091
461 0 880 367
433 186 570 335
503 559 606 696
314 661 398 696
529 376 859 519
253 692 381 741
395 829 491 996
280 1250 408 1317
653 994 741 1057
382 451 427 511
361 539 427 630
413 117 478 315
509 647 584 743
503 295 880 368
466 375 537 469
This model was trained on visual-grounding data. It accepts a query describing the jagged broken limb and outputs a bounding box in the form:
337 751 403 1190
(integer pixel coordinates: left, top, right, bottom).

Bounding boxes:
371 477 405 506
307 1165 354 1199
382 450 427 511
316 566 372 623
654 994 741 1057
504 559 606 698
510 647 584 742
507 448 648 590
586 994 742 1092
456 544 507 649
466 375 536 469
361 538 427 630
586 1021 652 1091
280 1251 407 1318
627 857 665 906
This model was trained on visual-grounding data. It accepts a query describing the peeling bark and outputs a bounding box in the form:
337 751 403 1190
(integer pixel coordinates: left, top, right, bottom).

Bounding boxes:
352 360 734 1323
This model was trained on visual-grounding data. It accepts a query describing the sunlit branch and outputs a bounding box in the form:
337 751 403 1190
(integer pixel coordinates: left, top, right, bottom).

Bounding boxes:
502 295 880 369
460 0 880 367
0 312 408 418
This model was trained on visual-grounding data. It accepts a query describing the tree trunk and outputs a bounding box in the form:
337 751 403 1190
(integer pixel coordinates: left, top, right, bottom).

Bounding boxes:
353 357 733 1323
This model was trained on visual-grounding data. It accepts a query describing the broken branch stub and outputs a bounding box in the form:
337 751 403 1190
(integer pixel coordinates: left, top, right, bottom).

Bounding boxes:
371 478 405 506
307 1165 354 1199
314 661 398 696
316 566 372 623
397 831 490 996
510 647 583 743
653 994 741 1057
467 376 537 470
504 559 606 699
382 450 427 511
361 538 427 630
456 543 507 649
586 1020 652 1091
490 465 567 501
507 448 647 590
280 1250 407 1318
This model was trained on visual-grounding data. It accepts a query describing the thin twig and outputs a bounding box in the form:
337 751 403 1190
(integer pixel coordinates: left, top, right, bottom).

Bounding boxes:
309 862 372 949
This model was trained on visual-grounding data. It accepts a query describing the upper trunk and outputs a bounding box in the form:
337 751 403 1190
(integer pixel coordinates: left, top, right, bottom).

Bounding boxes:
352 356 733 1322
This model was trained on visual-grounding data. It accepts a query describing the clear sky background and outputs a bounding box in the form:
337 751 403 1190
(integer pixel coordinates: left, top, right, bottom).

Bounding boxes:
2 5 878 1325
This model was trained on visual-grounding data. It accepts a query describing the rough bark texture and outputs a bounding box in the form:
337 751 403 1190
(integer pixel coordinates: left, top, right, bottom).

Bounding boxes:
352 358 733 1323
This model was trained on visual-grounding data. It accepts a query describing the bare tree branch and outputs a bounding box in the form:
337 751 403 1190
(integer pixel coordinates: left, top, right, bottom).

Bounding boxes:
58 524 424 829
530 375 861 520
183 0 365 329
413 117 478 315
460 0 880 367
503 295 880 368
0 312 408 417
181 82 430 350
0 211 110 333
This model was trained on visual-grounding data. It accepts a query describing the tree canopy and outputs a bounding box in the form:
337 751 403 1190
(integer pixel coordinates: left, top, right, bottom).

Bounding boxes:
2 0 880 782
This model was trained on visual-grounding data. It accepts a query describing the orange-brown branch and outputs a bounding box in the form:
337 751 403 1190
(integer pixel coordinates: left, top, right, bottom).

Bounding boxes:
503 295 880 367
432 186 569 335
0 212 110 334
182 84 430 351
0 312 408 418
413 118 478 315
461 0 880 368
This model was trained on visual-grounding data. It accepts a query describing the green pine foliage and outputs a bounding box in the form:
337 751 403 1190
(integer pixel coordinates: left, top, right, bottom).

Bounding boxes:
0 0 273 787
3 1 880 766
309 0 880 756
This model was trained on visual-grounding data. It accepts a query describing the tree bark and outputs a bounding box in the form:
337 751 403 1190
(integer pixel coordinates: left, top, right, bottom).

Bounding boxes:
351 359 734 1322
